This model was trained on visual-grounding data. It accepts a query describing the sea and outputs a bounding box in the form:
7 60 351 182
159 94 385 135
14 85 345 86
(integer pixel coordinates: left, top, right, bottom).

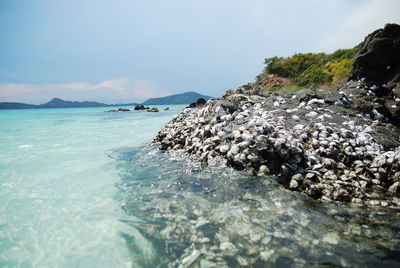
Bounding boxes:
0 106 399 268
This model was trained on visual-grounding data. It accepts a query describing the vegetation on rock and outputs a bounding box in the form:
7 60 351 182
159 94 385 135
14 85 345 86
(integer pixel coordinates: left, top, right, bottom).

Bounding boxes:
257 46 360 91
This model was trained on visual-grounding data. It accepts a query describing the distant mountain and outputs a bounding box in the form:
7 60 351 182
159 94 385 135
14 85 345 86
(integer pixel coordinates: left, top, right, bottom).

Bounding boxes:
142 91 212 105
0 92 211 110
0 102 37 109
110 102 139 106
39 98 108 108
0 98 109 110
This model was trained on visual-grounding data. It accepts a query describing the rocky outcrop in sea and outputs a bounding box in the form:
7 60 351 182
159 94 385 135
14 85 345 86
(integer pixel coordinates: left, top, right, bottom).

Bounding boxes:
152 24 400 207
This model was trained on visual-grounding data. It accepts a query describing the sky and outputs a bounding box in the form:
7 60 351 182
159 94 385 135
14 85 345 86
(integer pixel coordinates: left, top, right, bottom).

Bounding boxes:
0 0 399 104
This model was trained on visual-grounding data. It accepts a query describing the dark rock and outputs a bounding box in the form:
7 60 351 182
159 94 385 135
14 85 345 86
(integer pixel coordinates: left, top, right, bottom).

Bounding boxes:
188 98 207 108
105 108 130 112
134 105 146 110
147 108 159 112
164 107 170 111
350 23 400 95
220 100 239 114
333 188 351 202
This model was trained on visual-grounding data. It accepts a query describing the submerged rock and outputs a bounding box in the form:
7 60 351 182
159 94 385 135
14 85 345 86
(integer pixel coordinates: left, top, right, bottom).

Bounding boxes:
106 108 130 112
147 108 159 112
117 148 400 267
134 104 146 110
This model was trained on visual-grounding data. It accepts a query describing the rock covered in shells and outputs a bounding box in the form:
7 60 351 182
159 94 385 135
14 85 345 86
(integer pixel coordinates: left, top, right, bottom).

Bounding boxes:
152 80 400 207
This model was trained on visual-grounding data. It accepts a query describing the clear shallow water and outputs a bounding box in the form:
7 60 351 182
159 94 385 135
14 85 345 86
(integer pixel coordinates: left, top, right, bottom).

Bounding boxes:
0 106 183 267
1 106 400 268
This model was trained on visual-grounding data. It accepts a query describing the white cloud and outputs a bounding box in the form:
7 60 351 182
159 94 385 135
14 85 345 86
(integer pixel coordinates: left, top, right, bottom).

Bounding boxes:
0 79 171 104
316 0 400 52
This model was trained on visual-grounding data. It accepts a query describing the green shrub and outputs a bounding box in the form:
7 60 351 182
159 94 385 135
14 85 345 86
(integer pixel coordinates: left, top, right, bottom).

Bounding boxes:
296 65 332 87
259 46 359 90
263 53 325 78
323 58 353 84
324 47 359 62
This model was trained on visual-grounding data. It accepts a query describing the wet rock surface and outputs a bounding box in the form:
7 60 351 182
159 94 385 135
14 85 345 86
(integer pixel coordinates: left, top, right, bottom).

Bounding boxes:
129 24 400 267
113 147 400 267
153 79 400 207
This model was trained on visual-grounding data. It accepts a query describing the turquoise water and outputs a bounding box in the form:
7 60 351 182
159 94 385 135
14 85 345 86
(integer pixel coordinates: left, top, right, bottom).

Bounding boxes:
1 106 400 267
0 106 183 267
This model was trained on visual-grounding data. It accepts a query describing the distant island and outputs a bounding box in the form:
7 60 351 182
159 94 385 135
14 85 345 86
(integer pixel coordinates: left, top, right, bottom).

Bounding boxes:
0 97 127 110
0 91 212 110
142 91 212 105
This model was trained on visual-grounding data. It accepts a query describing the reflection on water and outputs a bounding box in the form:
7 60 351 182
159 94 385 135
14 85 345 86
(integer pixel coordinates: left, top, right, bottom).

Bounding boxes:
113 146 400 268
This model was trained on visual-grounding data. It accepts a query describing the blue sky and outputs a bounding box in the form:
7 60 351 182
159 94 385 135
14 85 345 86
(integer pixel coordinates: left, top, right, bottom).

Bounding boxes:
0 0 399 104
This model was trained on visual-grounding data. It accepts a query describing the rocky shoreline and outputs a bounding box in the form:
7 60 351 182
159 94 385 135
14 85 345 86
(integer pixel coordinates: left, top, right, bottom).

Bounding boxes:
152 24 400 207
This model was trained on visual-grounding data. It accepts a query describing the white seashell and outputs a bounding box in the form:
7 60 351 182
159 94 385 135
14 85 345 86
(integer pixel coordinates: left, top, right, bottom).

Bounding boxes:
217 131 225 138
292 115 300 120
306 111 318 117
307 99 325 105
219 144 230 153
